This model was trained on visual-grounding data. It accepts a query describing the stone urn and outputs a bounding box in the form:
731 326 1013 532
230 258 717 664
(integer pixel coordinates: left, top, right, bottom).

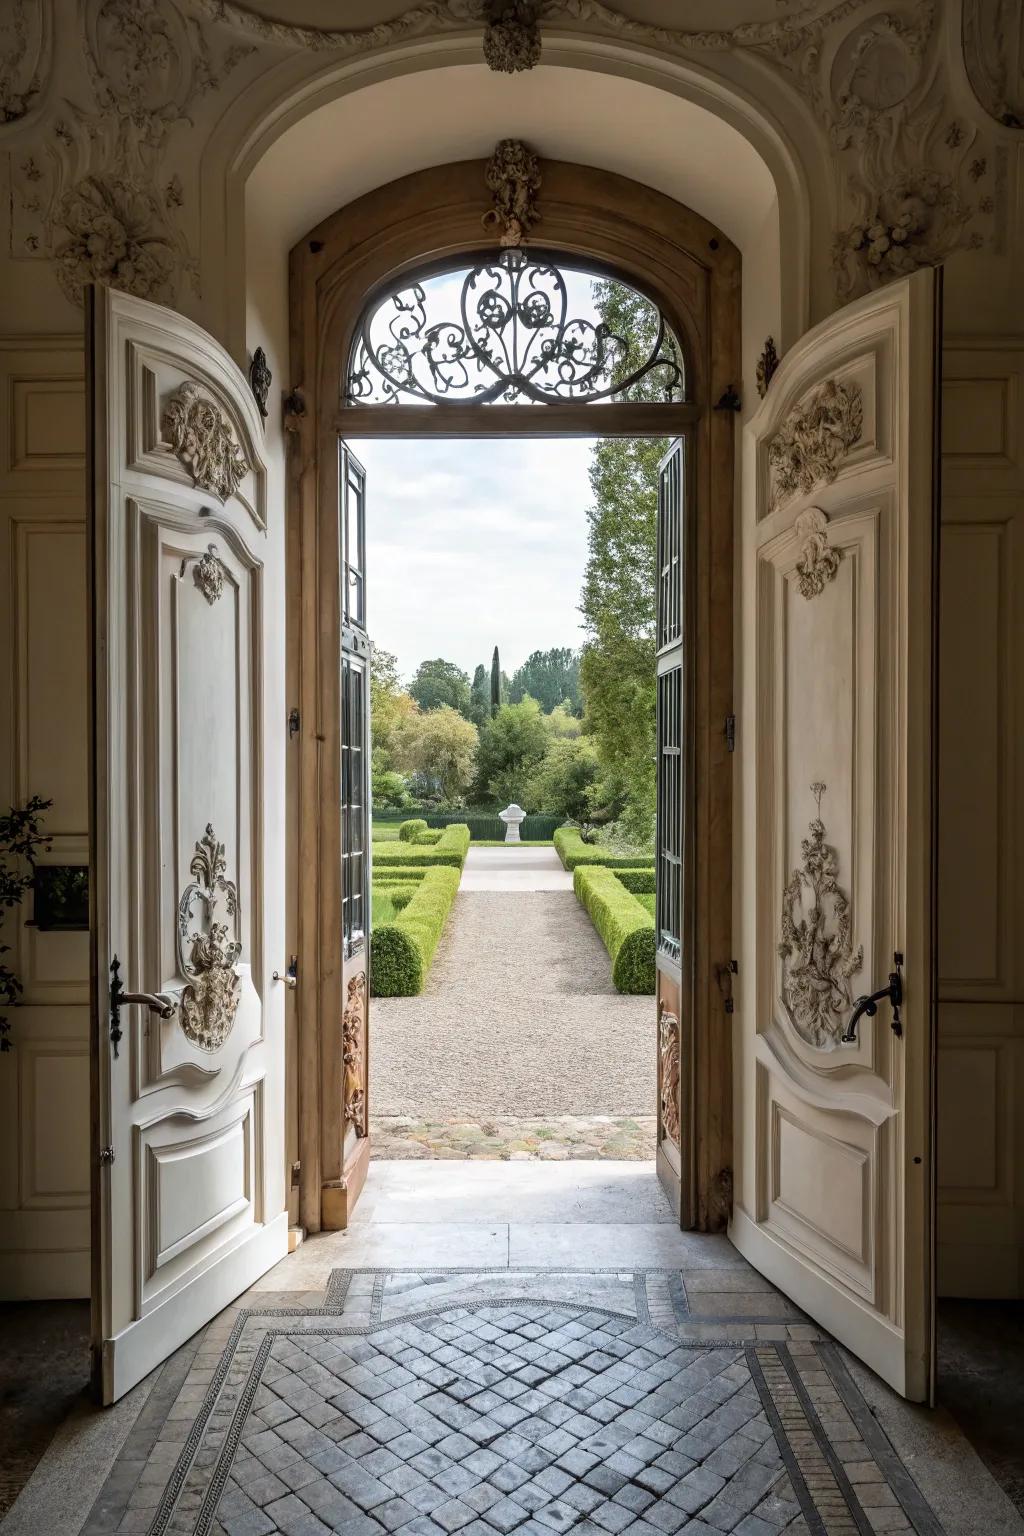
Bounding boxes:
498 803 527 843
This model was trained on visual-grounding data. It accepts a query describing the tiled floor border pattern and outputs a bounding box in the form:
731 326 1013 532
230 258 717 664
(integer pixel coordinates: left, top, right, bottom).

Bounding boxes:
78 1270 945 1536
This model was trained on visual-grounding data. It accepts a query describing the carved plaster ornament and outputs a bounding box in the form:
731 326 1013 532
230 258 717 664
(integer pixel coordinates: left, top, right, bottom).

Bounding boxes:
794 507 843 599
177 825 242 1052
778 783 863 1050
658 1005 681 1149
768 379 863 512
482 139 542 248
343 972 367 1137
756 337 780 399
163 381 249 502
191 545 225 606
249 346 272 420
962 0 1024 129
0 0 48 124
483 0 542 72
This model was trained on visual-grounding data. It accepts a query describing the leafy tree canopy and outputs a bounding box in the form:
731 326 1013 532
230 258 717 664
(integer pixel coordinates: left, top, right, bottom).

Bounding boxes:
469 664 490 726
508 647 582 714
371 643 417 764
395 705 479 803
526 737 600 822
473 696 551 808
409 657 473 718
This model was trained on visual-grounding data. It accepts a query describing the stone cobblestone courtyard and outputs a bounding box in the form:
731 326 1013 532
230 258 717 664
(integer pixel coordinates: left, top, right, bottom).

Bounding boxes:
74 1266 955 1536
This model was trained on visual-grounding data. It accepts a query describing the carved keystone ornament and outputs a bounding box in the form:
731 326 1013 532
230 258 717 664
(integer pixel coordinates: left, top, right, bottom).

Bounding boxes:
177 824 242 1052
778 783 864 1050
483 139 542 248
163 380 249 502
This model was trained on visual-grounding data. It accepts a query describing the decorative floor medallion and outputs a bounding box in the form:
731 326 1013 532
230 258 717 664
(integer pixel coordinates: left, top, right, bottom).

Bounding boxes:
81 1271 945 1536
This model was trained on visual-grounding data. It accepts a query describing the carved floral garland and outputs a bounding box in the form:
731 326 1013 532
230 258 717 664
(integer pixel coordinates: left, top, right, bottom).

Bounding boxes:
778 783 863 1049
659 1006 681 1148
768 379 863 512
794 507 843 599
163 381 249 502
343 972 367 1137
177 824 242 1052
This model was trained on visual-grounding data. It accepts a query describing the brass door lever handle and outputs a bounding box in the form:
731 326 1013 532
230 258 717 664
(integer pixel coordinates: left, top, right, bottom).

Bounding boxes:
109 956 176 1058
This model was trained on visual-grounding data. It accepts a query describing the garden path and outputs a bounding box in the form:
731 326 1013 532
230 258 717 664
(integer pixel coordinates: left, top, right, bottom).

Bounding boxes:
370 847 656 1160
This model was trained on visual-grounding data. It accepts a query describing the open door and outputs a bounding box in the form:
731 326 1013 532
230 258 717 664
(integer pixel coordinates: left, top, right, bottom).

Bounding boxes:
731 272 939 1401
337 444 372 1221
655 437 693 1226
88 287 288 1403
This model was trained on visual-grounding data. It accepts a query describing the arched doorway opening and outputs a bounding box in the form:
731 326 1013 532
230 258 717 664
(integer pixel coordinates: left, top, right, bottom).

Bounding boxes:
287 156 740 1237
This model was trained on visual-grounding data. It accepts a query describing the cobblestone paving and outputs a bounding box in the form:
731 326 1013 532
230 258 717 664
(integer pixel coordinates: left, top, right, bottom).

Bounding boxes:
370 1119 657 1162
80 1272 944 1536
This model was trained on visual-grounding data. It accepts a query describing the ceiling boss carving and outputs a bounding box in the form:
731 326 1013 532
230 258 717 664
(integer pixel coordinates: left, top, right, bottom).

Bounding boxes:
176 824 242 1053
794 507 843 599
768 379 863 512
483 0 541 71
778 783 864 1051
163 381 249 501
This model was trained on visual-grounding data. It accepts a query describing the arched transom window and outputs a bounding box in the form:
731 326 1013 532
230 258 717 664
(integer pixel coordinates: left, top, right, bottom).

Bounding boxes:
345 249 687 408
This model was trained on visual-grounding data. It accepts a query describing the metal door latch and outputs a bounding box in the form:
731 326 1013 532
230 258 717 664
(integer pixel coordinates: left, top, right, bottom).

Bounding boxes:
99 1145 115 1166
274 957 298 989
842 952 903 1044
109 956 176 1058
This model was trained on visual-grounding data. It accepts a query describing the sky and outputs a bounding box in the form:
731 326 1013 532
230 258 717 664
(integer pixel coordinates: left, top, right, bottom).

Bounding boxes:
347 436 596 684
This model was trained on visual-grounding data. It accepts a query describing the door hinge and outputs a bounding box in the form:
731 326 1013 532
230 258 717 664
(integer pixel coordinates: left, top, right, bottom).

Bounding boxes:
288 707 300 739
715 959 739 1015
725 714 736 753
99 1145 115 1166
291 1160 301 1189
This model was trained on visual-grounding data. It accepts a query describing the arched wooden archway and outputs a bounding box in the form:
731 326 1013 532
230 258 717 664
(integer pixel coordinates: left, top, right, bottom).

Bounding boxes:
288 157 739 1235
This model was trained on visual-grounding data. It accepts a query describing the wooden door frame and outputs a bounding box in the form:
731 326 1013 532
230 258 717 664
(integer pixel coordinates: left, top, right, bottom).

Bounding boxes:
287 158 739 1233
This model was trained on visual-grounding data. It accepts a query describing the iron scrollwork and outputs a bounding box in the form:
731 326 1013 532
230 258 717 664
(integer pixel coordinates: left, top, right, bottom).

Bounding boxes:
176 824 242 1052
346 249 685 407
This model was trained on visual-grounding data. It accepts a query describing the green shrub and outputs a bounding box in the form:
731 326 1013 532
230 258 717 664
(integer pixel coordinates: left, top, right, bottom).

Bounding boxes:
615 868 656 895
371 865 461 996
399 817 429 843
554 826 654 873
371 880 420 919
574 865 655 994
373 823 470 870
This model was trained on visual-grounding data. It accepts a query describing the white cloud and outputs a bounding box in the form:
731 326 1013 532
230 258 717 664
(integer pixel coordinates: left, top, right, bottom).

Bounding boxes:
348 435 595 682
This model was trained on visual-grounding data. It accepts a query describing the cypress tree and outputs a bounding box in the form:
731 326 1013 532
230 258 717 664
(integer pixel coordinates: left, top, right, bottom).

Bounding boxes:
490 646 501 717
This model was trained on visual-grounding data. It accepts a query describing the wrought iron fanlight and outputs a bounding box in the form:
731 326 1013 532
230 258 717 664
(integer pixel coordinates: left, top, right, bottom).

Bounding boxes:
345 250 685 407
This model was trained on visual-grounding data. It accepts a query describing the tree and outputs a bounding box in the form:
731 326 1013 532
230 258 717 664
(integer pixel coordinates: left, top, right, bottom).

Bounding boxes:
469 663 490 726
489 646 502 717
370 643 417 765
578 277 667 848
395 706 479 803
473 696 551 807
526 737 600 821
545 702 582 739
409 657 472 717
508 648 582 714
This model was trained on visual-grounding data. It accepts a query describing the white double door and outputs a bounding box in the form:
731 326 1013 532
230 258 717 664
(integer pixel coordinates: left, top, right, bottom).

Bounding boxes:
89 288 288 1403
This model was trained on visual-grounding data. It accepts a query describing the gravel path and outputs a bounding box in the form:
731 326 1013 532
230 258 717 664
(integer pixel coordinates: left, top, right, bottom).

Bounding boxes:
370 854 656 1118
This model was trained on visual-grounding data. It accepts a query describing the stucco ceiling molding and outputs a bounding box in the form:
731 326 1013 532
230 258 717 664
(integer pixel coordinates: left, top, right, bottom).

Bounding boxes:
961 0 1024 129
0 0 52 129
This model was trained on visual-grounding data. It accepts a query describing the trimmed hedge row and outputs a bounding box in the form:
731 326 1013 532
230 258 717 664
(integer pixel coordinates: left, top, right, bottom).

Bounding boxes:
554 827 655 872
370 865 461 996
615 868 656 896
574 865 656 995
376 811 564 842
399 818 428 843
373 823 471 870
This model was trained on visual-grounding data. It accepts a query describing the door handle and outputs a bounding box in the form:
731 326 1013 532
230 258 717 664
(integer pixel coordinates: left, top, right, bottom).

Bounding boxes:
273 957 298 989
841 952 903 1043
109 956 176 1058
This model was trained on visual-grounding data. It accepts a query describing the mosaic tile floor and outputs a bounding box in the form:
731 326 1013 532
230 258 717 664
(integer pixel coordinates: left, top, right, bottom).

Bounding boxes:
79 1270 946 1536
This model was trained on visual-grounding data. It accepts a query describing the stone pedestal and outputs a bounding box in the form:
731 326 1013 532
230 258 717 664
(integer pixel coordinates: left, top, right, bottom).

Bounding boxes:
498 803 527 843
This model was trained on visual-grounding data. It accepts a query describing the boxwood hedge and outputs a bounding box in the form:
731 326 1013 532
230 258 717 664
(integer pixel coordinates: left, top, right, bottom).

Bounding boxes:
615 867 656 896
370 865 461 996
574 865 656 994
398 818 429 843
373 823 471 870
554 827 655 873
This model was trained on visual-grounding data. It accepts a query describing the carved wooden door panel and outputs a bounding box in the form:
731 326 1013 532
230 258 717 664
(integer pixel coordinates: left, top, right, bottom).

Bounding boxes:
88 288 288 1404
655 438 692 1225
731 272 939 1401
